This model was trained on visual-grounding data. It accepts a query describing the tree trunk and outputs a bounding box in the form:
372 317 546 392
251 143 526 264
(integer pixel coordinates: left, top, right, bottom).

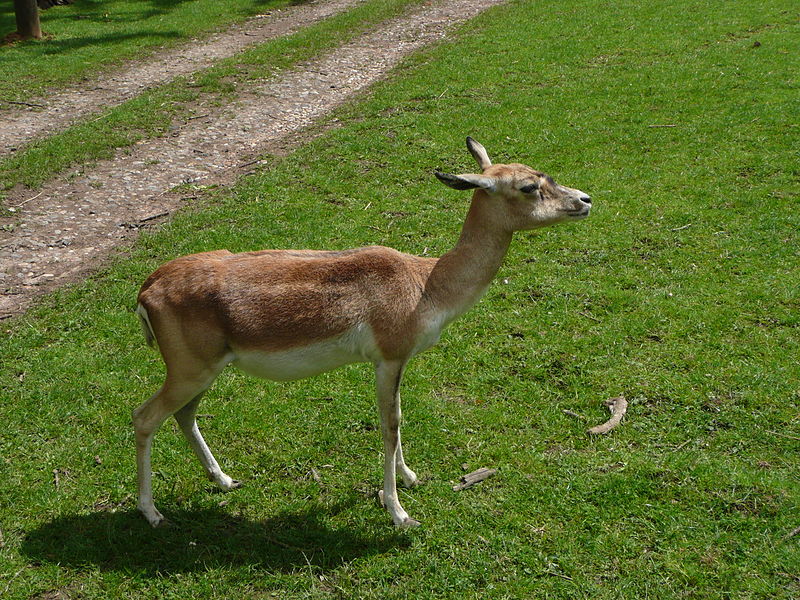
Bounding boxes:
14 0 42 40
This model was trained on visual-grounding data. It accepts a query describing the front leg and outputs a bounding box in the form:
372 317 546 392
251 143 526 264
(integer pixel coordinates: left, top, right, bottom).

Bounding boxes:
375 360 420 528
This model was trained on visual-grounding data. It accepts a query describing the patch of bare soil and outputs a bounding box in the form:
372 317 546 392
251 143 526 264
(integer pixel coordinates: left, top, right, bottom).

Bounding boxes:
0 0 507 320
0 0 364 156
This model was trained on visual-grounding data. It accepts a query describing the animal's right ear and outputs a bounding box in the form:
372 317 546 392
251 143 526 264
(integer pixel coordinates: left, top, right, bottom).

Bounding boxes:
435 171 497 193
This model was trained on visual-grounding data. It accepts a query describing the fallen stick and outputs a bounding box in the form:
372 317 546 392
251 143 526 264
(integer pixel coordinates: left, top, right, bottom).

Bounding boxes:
783 525 800 540
767 430 800 442
563 409 586 421
7 100 46 108
588 396 628 435
237 158 263 168
15 191 44 208
309 467 323 485
139 211 170 224
453 467 497 491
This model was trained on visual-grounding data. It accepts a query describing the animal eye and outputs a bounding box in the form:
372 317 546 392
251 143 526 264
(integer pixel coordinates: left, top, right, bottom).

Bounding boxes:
519 183 539 194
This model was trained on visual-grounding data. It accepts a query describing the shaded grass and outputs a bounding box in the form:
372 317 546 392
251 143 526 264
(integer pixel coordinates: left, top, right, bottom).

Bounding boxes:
1 0 799 598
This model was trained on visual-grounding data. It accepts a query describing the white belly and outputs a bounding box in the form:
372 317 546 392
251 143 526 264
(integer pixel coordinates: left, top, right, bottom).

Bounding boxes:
231 326 378 382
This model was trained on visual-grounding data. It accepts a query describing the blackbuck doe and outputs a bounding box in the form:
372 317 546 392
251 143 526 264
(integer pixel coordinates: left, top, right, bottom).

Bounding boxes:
134 137 591 528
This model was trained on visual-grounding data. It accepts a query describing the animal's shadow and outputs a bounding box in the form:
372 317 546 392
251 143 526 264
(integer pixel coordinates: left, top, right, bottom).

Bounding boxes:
21 498 408 574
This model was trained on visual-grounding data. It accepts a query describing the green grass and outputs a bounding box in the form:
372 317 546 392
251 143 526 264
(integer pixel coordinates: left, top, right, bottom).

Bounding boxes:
0 0 296 102
1 0 799 598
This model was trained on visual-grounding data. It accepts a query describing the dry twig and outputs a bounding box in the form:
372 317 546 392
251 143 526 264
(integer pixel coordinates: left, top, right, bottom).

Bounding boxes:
767 430 800 442
452 467 497 491
6 100 45 108
588 396 628 435
563 409 586 421
139 211 170 223
14 191 44 208
308 467 323 485
783 525 800 540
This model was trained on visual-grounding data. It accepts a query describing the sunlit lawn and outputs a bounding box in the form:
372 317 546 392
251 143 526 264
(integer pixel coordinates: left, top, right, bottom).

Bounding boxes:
1 0 798 597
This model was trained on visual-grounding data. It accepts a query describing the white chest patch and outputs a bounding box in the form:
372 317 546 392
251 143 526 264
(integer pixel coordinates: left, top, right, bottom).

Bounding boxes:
411 310 456 357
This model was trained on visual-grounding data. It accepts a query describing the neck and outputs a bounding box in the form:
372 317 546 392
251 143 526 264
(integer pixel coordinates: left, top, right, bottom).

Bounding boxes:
425 190 513 318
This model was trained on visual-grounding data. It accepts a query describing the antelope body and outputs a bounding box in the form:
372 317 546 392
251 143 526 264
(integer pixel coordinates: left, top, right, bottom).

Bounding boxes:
133 138 591 528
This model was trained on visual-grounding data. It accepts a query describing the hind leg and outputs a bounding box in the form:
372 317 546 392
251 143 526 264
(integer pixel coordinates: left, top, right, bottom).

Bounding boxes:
174 394 240 491
133 361 226 527
395 427 418 488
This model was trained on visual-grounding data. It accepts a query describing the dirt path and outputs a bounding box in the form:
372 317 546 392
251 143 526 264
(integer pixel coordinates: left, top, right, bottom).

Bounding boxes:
0 0 507 320
0 0 364 157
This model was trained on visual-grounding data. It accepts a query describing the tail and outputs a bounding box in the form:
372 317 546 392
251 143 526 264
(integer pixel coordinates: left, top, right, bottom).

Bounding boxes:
135 303 157 349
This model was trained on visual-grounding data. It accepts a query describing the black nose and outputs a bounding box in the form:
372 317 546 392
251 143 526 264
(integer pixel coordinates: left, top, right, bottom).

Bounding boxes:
580 195 592 205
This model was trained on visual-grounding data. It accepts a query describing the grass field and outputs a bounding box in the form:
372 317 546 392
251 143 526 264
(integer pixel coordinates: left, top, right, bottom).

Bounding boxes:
1 0 799 598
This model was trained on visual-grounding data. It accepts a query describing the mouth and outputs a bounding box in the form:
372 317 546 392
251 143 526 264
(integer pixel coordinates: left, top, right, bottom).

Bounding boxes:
565 209 590 218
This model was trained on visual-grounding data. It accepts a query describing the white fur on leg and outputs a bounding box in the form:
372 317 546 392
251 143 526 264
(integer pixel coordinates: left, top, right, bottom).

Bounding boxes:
382 447 409 526
376 360 420 528
175 412 239 491
135 430 166 527
213 472 241 490
395 431 418 488
138 499 166 527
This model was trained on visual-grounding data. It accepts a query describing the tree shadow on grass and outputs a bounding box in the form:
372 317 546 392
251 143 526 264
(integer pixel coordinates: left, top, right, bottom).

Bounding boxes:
21 499 408 574
35 31 179 55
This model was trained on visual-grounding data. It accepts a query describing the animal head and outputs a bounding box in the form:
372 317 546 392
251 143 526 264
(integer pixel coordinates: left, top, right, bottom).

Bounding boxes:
436 137 591 231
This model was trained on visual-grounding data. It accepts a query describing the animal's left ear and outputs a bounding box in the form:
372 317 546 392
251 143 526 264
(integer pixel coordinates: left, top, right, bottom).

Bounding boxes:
466 137 492 171
435 171 497 193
